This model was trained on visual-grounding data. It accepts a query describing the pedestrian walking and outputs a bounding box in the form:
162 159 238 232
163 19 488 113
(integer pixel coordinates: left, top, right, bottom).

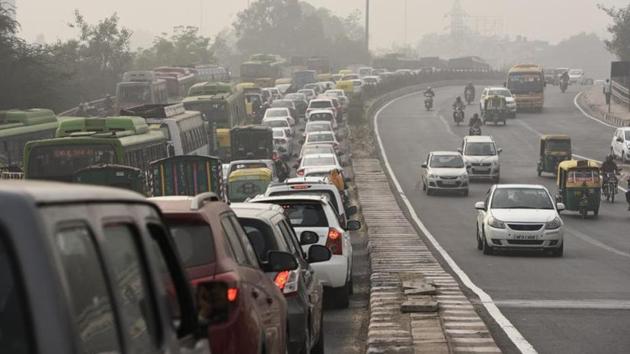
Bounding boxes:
604 79 612 105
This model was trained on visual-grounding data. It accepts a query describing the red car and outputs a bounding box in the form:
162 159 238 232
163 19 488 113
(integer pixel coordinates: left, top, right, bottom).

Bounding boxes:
151 193 298 354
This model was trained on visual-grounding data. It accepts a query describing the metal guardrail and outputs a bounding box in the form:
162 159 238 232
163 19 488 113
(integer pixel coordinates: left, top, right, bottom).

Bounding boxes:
0 172 24 180
611 80 630 107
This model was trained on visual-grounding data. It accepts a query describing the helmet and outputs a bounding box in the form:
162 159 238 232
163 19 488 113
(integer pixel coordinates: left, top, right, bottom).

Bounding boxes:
606 155 614 162
456 96 462 100
473 113 479 119
468 82 473 86
427 86 432 90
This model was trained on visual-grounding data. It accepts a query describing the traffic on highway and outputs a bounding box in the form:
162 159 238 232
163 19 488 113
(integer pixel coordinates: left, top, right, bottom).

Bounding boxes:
2 1 630 353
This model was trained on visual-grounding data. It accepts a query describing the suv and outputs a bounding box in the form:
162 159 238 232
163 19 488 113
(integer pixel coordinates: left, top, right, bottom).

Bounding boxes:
459 136 502 182
151 193 298 354
250 195 361 308
232 203 331 354
611 127 630 162
0 181 208 354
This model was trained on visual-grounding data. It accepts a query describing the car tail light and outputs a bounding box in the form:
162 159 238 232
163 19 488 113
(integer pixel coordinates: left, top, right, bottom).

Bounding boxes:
192 273 240 324
274 270 300 296
297 169 305 176
326 228 343 255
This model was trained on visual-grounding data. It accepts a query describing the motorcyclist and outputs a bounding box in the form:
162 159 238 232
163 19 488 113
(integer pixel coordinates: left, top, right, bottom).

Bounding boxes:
453 96 465 120
464 83 475 100
560 71 570 85
469 113 482 128
626 178 630 211
424 87 435 98
601 154 619 185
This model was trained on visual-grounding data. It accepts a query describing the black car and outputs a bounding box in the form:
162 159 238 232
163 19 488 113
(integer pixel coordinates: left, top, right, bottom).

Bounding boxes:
232 202 331 354
0 181 210 354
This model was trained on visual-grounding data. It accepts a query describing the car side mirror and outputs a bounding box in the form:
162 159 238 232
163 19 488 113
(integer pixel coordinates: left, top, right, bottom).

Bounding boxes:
498 148 503 154
346 220 361 231
474 201 486 210
307 245 332 263
345 205 358 217
617 137 623 143
266 251 298 272
556 202 565 212
300 231 319 245
457 148 462 154
421 163 428 168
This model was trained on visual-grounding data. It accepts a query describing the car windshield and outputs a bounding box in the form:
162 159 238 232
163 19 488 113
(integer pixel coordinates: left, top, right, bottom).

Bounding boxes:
488 89 510 97
169 224 215 267
546 139 571 151
303 156 336 166
430 155 464 168
302 145 334 155
279 202 328 227
310 113 332 121
310 101 332 108
272 130 284 138
491 188 554 209
465 142 496 156
306 123 331 133
625 131 630 140
266 109 287 117
264 120 288 128
307 133 334 143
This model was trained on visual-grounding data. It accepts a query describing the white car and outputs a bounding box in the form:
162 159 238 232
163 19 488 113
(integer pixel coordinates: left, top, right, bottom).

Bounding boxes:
303 121 334 138
459 136 502 182
306 110 337 130
358 67 373 78
297 153 343 177
263 107 295 126
568 69 584 84
611 127 630 162
480 87 517 118
298 143 338 162
306 98 337 121
475 184 565 256
421 151 469 196
350 79 364 94
250 195 361 308
304 131 340 153
363 76 380 86
324 89 349 111
298 89 317 101
272 128 293 158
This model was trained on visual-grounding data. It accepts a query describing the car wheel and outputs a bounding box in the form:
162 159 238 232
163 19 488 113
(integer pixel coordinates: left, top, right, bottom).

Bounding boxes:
476 225 483 250
311 312 325 354
482 233 494 255
426 187 432 195
348 278 354 295
330 283 350 309
551 243 564 257
462 189 469 197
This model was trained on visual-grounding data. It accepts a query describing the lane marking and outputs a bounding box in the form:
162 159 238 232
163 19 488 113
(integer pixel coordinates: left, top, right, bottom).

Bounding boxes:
494 299 630 310
374 90 537 354
573 92 618 129
565 226 630 259
436 110 458 137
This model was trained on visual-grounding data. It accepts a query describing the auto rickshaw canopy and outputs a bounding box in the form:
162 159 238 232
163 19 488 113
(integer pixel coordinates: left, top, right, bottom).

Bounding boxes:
557 159 602 188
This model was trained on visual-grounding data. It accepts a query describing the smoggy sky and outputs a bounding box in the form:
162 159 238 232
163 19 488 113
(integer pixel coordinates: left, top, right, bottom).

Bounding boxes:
15 0 627 49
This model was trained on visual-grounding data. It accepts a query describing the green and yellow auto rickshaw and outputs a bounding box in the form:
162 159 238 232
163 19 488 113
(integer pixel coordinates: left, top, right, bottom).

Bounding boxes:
537 135 572 176
73 164 146 195
227 167 272 202
556 160 601 218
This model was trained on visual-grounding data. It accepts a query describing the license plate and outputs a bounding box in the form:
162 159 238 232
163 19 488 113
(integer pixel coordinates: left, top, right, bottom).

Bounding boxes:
474 169 490 173
513 234 537 240
442 180 456 185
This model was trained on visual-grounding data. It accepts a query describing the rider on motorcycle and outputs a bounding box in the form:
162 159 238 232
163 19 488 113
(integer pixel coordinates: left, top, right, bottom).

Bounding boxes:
602 155 619 185
453 97 465 120
464 83 475 100
560 71 570 85
469 113 482 128
424 87 435 98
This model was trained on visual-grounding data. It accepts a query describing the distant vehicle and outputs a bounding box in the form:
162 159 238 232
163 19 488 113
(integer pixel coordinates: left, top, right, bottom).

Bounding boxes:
323 90 349 112
298 144 337 162
230 125 274 161
116 71 168 110
306 110 337 130
283 93 308 117
350 79 364 94
506 64 545 112
341 74 359 81
24 116 168 182
303 131 340 154
459 136 502 182
0 181 210 354
306 56 331 74
195 64 230 82
362 76 380 86
568 69 584 85
306 98 337 121
154 66 198 101
421 151 469 196
298 89 317 101
149 155 225 199
263 107 295 126
358 67 373 78
292 70 318 90
262 117 293 138
297 153 343 178
303 121 334 139
183 81 247 130
240 53 287 87
270 99 298 119
475 184 564 256
303 83 323 94
0 109 58 172
272 128 293 158
611 127 630 162
480 87 517 118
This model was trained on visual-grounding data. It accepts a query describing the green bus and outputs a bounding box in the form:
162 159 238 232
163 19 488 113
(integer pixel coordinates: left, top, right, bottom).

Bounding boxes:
24 116 168 181
0 109 58 171
182 82 248 129
240 53 287 87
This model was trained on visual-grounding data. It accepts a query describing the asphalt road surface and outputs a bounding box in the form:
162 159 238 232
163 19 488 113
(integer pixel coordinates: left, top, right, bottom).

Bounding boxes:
376 84 630 354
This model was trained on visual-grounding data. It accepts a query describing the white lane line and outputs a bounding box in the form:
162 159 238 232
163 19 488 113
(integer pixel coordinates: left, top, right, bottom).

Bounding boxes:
573 92 618 129
565 226 630 259
374 90 537 354
494 299 630 310
436 110 458 137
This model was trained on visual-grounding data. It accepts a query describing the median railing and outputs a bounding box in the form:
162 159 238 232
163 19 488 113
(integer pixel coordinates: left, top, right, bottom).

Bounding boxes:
611 79 630 109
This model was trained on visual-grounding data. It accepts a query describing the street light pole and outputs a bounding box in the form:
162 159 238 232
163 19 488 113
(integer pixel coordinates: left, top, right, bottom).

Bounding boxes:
365 0 370 52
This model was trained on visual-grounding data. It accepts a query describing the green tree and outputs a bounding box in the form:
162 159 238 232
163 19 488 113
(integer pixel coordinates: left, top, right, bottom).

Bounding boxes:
600 4 630 60
134 26 215 69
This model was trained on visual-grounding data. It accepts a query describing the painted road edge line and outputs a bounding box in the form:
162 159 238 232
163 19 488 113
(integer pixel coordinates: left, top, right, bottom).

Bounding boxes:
373 90 537 354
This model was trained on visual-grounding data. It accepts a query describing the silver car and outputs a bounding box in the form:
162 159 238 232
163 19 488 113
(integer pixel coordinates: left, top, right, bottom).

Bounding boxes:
421 151 469 196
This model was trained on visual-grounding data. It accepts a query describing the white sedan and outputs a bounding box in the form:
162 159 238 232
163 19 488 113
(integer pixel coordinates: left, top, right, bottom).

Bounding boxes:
480 87 517 118
475 184 565 256
297 153 343 177
263 107 295 126
421 151 469 196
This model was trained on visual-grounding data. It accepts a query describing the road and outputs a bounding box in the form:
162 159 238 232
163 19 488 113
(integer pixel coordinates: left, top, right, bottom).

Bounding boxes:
376 85 630 353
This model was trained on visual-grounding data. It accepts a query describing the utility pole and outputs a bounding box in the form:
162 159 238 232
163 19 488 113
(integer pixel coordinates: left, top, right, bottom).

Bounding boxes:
365 0 370 52
404 0 408 46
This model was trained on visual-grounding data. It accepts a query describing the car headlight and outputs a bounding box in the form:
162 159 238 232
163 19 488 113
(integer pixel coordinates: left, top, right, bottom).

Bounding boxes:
460 174 469 180
427 173 436 179
545 217 563 230
487 216 505 229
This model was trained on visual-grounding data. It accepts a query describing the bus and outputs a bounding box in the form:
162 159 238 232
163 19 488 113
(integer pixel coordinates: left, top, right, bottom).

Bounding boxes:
154 67 198 101
116 71 169 110
195 64 230 82
182 82 247 129
306 56 331 74
24 116 168 181
0 109 58 171
240 53 287 87
507 64 545 112
121 103 209 156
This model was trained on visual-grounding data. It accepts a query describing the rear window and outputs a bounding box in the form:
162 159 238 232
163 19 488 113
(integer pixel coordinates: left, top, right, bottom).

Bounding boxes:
278 202 328 227
310 101 332 108
168 224 215 267
307 133 334 143
303 156 336 167
310 113 332 121
266 109 287 117
270 189 340 213
306 123 331 133
272 130 284 138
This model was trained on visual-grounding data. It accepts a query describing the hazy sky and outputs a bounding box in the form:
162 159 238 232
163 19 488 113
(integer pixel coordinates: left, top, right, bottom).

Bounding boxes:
16 0 627 49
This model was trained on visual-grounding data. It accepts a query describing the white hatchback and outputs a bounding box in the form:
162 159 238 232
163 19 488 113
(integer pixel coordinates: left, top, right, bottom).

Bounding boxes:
475 184 565 256
611 127 630 162
459 136 502 182
421 151 469 196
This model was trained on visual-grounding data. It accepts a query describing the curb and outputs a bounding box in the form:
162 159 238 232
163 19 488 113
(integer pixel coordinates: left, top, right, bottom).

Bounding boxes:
576 90 630 128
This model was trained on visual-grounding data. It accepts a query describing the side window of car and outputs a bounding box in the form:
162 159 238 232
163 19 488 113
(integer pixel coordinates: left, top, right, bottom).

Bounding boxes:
228 214 260 267
278 220 303 259
0 232 34 354
220 216 249 265
102 224 161 351
54 224 121 353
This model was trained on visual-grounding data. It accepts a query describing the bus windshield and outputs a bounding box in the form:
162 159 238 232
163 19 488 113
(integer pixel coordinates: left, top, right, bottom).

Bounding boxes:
118 84 151 104
508 73 543 94
28 144 116 181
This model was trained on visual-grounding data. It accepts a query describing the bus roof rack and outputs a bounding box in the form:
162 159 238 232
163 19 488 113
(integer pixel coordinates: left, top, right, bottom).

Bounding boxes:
190 192 220 210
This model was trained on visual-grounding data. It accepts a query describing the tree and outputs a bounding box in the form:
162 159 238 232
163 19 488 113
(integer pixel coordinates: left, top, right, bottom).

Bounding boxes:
600 4 630 60
134 26 215 69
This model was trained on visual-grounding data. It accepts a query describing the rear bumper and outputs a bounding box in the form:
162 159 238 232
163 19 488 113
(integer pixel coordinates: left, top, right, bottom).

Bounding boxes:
310 255 349 287
287 298 309 352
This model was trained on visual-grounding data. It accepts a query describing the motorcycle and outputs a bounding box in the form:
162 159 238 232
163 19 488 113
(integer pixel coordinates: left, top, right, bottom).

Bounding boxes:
469 126 482 136
560 79 568 93
464 90 475 105
602 172 618 203
424 96 433 111
453 107 465 126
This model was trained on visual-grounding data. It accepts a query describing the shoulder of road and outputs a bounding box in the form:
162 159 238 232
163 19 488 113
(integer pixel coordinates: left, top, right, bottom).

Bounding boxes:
577 85 630 127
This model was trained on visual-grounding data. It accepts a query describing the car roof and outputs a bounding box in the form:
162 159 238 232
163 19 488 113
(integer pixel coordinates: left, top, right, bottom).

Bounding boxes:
303 153 336 158
306 120 332 126
149 194 230 214
0 181 146 205
267 107 289 111
263 117 290 122
231 202 285 220
310 98 332 103
485 87 509 91
494 184 547 190
253 194 329 203
430 151 461 156
464 135 495 143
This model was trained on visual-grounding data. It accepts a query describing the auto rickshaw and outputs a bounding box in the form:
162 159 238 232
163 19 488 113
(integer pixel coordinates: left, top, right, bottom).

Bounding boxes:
556 160 601 218
482 95 508 125
73 164 146 195
227 167 273 202
216 128 231 161
537 135 572 176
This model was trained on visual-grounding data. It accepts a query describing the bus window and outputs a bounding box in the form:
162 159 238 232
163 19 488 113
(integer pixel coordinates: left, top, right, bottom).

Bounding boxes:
28 145 116 181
